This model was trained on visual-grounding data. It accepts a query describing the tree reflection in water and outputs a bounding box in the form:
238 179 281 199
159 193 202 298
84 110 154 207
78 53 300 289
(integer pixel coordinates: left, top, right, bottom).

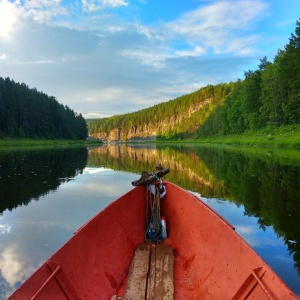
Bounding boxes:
88 144 300 274
0 144 299 298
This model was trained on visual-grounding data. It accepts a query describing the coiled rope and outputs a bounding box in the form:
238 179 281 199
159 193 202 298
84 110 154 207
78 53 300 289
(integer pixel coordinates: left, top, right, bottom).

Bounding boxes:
145 179 162 243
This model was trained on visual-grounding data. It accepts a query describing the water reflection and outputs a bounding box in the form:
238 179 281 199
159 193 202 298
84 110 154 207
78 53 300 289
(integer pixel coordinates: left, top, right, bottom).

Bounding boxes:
87 144 226 197
0 144 299 298
88 144 300 275
196 146 300 275
0 148 88 213
0 163 135 299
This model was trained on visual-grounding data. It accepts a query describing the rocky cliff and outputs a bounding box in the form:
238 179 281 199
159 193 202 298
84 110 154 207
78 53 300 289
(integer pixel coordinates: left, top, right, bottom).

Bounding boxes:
89 99 211 142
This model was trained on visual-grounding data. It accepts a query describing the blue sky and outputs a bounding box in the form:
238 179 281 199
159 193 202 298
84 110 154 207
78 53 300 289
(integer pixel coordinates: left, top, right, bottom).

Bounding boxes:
0 0 299 118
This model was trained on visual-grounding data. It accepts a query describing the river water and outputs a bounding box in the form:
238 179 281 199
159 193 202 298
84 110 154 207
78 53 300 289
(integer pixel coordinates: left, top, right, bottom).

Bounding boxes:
0 144 299 299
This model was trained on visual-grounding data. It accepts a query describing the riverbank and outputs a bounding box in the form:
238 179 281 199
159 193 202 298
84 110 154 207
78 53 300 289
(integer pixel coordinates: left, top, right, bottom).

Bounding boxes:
197 125 300 148
1 124 299 149
157 124 299 148
0 138 103 150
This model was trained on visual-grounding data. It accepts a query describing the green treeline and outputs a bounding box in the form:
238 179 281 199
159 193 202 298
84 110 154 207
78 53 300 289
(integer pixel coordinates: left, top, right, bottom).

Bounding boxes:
88 19 300 140
199 20 300 137
88 80 236 139
0 77 87 139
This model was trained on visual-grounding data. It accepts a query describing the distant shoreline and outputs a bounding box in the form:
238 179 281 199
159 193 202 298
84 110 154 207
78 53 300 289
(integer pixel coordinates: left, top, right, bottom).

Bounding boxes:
0 138 103 150
1 124 299 150
156 125 300 149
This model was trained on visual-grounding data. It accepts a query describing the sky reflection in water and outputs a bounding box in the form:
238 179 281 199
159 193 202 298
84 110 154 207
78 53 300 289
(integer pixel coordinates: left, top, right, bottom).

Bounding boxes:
0 159 299 298
0 167 136 299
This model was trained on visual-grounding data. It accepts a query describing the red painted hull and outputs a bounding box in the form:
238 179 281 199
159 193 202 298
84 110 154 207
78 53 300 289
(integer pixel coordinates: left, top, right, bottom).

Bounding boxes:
9 182 297 299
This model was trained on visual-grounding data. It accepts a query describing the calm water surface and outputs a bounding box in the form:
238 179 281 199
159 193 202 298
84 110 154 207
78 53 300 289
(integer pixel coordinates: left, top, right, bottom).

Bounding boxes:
0 144 299 299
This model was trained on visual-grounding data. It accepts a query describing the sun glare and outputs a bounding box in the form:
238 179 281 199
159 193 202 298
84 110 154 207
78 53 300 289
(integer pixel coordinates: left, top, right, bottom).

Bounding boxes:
0 0 17 38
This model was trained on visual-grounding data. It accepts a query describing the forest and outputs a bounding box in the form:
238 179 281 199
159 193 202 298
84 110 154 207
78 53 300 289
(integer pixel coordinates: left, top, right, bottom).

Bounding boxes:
88 19 300 141
88 82 237 140
0 78 87 139
198 19 300 138
1 19 299 142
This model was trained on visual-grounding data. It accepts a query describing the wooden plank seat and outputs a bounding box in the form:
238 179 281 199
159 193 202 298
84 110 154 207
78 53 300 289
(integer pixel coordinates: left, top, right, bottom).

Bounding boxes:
124 244 174 300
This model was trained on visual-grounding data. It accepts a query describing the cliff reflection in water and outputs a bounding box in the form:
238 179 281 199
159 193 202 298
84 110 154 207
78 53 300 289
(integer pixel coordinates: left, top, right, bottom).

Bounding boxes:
0 148 88 213
88 144 226 198
88 144 300 274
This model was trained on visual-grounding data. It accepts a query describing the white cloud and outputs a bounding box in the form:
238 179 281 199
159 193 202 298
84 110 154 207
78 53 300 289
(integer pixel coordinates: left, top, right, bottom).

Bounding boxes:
119 0 268 69
1 0 69 24
84 167 112 174
235 225 256 236
0 9 254 117
0 245 24 286
82 0 128 11
121 49 167 68
167 0 268 55
133 23 165 41
0 0 293 118
21 0 68 22
0 224 11 234
175 46 206 57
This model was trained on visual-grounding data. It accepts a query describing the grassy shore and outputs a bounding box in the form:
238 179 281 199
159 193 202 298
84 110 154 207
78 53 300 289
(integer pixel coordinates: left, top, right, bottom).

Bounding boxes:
155 125 299 148
196 125 300 148
0 138 103 150
1 125 299 150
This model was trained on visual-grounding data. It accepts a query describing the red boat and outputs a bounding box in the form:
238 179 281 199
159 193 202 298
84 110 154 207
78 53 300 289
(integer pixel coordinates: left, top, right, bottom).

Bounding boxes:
9 170 297 299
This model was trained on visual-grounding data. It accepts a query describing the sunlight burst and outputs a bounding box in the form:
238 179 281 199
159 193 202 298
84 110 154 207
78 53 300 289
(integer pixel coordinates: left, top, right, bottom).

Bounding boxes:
0 0 17 38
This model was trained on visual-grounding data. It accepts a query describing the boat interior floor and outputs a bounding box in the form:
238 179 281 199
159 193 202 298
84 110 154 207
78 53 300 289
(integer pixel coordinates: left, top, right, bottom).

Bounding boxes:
123 243 174 300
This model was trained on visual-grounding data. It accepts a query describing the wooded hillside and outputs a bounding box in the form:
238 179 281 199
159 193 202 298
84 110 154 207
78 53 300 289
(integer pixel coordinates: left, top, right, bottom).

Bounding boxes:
0 78 87 139
88 18 300 142
88 82 236 141
199 19 300 138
